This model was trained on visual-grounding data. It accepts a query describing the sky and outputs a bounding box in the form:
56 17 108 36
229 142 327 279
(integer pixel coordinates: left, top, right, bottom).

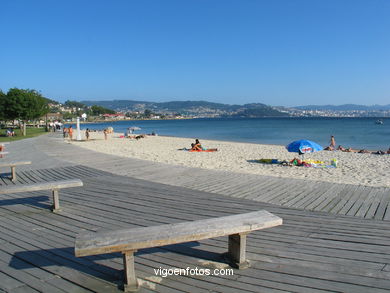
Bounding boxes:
1 0 389 106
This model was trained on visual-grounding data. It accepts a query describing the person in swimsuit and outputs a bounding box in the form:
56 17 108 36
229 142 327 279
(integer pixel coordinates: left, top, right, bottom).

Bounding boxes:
191 139 202 151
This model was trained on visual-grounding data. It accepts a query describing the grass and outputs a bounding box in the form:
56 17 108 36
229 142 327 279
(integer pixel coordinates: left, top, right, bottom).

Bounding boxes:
0 127 47 142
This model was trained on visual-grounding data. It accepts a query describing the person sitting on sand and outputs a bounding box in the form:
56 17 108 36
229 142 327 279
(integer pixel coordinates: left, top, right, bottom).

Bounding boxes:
387 148 390 154
191 139 203 151
330 135 336 148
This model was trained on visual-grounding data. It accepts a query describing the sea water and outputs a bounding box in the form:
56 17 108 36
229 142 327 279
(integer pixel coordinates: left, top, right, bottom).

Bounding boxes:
66 117 390 150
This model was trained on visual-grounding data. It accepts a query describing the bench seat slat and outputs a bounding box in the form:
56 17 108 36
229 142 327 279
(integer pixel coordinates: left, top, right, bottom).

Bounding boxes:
0 179 83 194
0 161 31 167
75 210 282 257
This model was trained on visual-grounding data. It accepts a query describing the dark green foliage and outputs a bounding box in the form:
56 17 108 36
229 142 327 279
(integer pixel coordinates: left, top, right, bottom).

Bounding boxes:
4 88 49 121
89 105 116 115
143 109 152 118
64 100 86 108
0 90 6 120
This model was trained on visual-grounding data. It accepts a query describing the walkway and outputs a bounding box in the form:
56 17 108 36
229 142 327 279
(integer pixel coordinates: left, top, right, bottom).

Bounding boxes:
1 134 390 292
26 134 390 221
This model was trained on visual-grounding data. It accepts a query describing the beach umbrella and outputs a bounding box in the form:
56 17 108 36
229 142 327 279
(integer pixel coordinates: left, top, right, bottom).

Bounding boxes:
286 139 323 158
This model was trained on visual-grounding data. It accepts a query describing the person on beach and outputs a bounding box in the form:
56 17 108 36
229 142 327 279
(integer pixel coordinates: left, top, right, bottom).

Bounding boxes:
191 139 202 151
85 128 90 140
337 145 345 151
68 126 73 140
103 129 108 140
63 127 68 138
387 148 390 154
330 135 336 149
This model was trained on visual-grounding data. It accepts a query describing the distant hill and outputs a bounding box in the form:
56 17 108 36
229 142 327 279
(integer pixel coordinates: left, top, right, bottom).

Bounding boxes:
81 99 288 117
294 104 390 111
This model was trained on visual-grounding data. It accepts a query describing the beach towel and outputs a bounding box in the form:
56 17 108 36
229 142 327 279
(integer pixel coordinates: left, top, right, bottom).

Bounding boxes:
188 149 218 152
258 159 279 164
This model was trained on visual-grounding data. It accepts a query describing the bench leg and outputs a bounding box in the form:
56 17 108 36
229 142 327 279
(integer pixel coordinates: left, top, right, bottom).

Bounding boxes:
52 189 61 212
123 250 139 292
228 233 250 269
11 166 16 182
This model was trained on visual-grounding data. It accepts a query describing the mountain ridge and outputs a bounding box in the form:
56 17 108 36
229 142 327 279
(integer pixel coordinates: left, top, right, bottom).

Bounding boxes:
81 99 288 117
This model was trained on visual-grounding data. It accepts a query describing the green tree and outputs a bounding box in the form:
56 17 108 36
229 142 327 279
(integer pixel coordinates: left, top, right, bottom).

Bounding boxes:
4 88 49 136
64 100 86 109
0 90 6 121
90 105 115 116
143 109 153 118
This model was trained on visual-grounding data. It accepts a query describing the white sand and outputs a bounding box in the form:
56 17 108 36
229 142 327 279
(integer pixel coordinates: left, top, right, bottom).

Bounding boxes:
70 132 390 188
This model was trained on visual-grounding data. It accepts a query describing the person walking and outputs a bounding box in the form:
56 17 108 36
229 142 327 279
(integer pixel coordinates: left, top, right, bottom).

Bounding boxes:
69 126 73 141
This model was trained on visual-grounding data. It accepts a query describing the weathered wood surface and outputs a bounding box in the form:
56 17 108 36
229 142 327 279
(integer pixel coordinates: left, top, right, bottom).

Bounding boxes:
2 168 390 292
27 133 390 221
75 210 282 256
0 179 83 194
0 161 32 182
1 134 390 292
0 161 31 168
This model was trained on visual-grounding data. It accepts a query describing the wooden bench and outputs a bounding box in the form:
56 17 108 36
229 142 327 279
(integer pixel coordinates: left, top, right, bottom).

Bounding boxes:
75 210 282 292
0 179 83 212
0 161 32 181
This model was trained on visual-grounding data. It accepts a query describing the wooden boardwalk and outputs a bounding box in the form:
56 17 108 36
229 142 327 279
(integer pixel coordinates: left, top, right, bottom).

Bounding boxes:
21 134 390 221
1 134 390 292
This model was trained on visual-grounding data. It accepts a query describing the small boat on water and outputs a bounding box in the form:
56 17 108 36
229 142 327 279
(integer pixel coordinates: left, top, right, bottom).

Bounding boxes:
375 119 384 125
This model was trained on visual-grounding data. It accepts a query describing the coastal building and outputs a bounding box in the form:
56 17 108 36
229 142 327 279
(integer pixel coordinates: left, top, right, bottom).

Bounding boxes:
102 113 126 120
41 112 63 121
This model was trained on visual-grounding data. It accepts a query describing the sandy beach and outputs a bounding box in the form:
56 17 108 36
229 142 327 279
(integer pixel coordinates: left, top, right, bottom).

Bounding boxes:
70 132 390 188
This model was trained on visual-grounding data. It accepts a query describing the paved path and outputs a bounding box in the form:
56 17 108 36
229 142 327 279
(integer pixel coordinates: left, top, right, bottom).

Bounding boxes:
1 134 390 292
12 133 390 221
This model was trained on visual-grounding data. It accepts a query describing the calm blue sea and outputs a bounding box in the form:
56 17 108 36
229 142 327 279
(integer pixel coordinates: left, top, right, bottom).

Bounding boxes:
66 117 390 150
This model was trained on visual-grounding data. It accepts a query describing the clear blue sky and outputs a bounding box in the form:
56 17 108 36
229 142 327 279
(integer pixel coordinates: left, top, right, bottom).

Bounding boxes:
1 0 389 106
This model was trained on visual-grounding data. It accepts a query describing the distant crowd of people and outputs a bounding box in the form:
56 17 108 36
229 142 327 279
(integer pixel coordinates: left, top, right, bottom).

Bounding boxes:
48 121 62 132
62 126 113 141
325 135 390 154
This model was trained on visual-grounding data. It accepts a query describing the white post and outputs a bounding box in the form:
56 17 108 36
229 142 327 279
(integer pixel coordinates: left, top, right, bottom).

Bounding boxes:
76 117 82 141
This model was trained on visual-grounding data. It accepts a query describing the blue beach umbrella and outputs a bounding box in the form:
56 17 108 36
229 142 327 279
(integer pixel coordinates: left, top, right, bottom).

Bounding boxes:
286 139 323 157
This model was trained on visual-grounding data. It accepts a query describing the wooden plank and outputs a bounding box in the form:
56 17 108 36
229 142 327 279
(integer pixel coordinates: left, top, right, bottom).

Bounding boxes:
0 161 31 168
374 192 390 220
0 179 83 194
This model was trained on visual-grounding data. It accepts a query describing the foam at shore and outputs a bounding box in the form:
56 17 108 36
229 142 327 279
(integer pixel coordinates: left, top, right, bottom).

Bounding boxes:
69 132 390 188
